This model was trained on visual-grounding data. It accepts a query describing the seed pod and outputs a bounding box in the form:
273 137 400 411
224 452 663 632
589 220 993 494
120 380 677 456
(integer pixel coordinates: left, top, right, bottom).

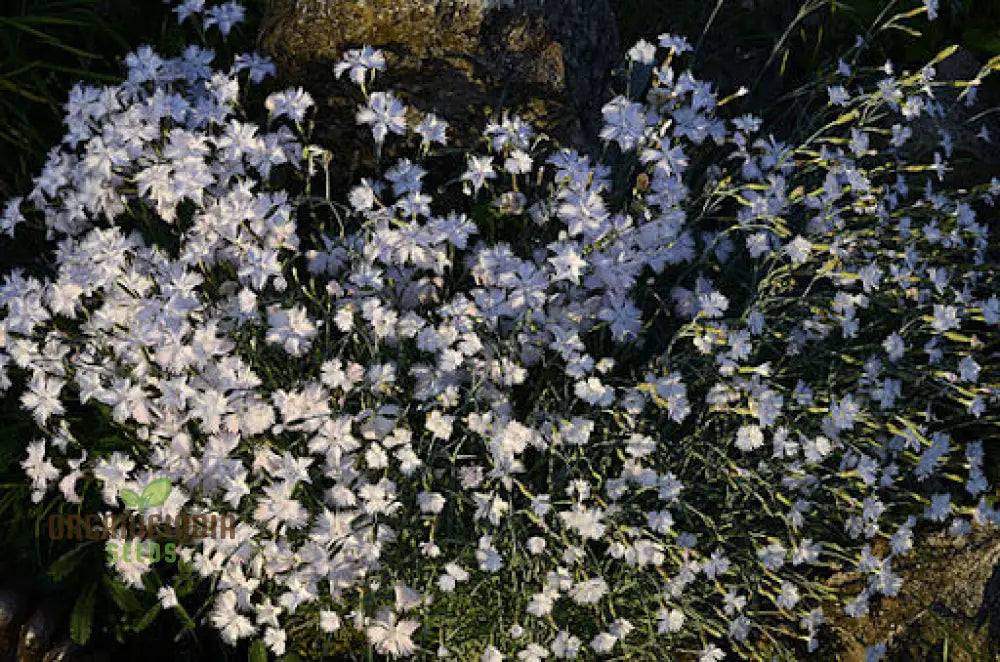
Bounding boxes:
0 588 29 656
636 173 650 193
17 601 64 662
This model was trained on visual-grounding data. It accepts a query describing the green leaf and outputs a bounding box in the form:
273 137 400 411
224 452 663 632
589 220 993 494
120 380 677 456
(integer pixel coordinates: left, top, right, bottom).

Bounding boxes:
172 601 197 633
131 604 161 633
119 488 141 509
104 576 142 612
140 478 172 509
964 28 1000 57
70 583 97 645
927 44 959 67
249 639 268 662
49 541 93 581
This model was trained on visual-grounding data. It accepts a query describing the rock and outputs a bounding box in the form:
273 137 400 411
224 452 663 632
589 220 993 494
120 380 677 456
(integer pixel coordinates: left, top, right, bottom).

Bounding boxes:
16 601 65 662
827 525 1000 659
259 0 620 153
0 588 29 657
40 640 82 662
974 562 1000 657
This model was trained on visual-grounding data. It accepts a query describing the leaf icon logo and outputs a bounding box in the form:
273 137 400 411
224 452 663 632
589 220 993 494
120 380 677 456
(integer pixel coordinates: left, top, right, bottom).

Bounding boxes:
119 478 172 512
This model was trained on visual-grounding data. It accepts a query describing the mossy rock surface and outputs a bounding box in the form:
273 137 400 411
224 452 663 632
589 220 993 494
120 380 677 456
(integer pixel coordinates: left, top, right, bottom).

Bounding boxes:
259 0 619 156
825 525 1000 661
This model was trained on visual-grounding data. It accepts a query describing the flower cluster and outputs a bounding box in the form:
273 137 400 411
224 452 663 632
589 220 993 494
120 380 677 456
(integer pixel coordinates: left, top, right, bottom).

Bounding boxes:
2 2 999 660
